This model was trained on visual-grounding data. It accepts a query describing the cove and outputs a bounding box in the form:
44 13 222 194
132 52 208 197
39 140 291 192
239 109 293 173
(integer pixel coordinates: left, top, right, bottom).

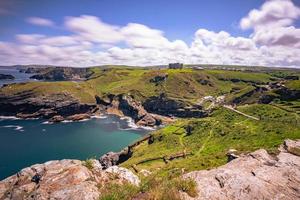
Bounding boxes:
0 115 149 180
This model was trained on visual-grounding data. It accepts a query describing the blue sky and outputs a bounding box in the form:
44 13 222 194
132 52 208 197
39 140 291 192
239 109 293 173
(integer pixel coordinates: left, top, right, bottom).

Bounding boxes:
1 0 265 41
0 0 300 67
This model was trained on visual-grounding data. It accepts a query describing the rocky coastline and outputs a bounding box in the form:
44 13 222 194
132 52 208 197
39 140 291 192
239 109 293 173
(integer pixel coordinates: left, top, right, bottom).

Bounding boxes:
0 89 210 127
1 139 299 199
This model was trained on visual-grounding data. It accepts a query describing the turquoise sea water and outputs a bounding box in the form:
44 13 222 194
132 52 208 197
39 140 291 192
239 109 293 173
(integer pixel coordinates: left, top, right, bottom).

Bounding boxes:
0 116 149 180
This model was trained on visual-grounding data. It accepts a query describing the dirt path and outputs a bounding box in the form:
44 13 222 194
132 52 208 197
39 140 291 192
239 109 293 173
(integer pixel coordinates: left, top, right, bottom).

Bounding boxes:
223 105 260 121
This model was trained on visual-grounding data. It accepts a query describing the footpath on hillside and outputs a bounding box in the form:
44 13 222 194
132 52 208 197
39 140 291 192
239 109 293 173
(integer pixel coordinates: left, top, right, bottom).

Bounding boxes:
223 105 260 121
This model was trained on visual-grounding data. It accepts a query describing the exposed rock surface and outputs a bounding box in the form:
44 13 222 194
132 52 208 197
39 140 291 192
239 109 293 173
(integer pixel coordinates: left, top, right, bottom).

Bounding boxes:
0 92 97 120
106 166 140 186
0 74 14 80
149 74 168 85
182 139 300 200
0 159 139 200
143 93 207 118
98 94 169 127
99 147 133 169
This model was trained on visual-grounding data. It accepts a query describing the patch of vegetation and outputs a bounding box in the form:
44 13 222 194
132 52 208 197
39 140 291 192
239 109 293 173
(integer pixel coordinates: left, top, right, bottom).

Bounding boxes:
121 104 300 174
99 183 139 200
1 67 282 106
99 172 197 200
285 80 300 90
83 159 94 170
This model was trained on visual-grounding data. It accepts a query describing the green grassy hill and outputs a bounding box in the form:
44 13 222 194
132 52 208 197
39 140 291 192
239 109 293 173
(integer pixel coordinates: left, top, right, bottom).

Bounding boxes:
121 104 300 174
0 67 279 105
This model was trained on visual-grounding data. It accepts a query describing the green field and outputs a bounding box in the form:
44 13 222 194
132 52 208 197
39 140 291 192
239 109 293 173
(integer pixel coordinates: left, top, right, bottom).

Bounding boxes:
121 104 300 173
0 67 283 105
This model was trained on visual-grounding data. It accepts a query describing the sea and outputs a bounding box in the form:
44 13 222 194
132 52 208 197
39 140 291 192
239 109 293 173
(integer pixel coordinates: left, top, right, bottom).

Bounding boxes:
0 67 150 180
0 67 37 87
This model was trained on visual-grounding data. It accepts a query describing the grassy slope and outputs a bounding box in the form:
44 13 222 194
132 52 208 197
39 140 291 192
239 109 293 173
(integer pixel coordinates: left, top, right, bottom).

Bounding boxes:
285 80 300 90
0 81 97 104
121 104 300 174
0 67 277 104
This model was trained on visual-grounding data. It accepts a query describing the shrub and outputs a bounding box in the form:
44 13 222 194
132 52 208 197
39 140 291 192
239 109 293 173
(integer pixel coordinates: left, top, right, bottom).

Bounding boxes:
99 183 139 200
83 159 94 170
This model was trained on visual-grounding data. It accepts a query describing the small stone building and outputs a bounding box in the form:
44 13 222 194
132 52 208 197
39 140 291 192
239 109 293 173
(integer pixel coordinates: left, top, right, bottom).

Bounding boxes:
168 63 183 69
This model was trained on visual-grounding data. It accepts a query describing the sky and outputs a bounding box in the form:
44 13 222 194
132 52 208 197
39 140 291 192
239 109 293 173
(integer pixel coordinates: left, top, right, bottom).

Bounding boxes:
0 0 300 68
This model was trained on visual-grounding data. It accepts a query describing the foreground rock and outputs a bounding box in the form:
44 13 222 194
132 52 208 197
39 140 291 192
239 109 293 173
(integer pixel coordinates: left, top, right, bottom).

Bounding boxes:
182 139 300 200
0 74 14 80
0 159 139 200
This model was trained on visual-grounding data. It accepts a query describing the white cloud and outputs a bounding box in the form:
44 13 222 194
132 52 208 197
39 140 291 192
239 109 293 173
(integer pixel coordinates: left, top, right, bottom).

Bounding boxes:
253 26 300 47
240 0 300 47
65 15 123 43
26 17 55 27
240 0 300 30
1 1 300 68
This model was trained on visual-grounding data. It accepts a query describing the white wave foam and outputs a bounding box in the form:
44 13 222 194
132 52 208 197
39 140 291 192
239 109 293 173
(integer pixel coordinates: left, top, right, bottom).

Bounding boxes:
0 116 20 120
91 115 107 119
42 121 52 124
78 119 89 122
62 120 73 123
119 116 156 131
3 125 24 131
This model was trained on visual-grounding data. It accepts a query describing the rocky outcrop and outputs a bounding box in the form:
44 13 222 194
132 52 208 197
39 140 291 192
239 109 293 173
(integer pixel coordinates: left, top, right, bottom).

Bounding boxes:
182 139 300 200
149 74 168 85
275 87 300 101
0 92 97 120
98 94 168 127
27 67 93 81
106 166 140 186
0 159 140 200
99 147 133 169
283 139 300 156
0 74 14 80
143 93 207 118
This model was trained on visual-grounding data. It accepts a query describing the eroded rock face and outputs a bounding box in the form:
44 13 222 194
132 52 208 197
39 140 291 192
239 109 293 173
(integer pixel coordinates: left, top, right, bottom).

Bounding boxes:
0 92 97 120
0 159 139 200
182 139 300 200
100 94 165 127
143 93 207 118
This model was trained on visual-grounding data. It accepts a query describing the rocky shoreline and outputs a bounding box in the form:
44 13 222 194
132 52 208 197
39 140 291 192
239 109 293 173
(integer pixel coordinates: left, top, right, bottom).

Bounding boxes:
0 91 203 127
1 139 299 199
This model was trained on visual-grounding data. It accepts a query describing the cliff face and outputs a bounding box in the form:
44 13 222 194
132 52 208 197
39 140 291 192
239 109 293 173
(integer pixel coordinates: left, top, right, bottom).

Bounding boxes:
0 92 97 121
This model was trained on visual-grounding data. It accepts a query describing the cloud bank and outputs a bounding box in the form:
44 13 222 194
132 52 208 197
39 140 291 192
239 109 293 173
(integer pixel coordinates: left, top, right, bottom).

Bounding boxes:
0 0 299 67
